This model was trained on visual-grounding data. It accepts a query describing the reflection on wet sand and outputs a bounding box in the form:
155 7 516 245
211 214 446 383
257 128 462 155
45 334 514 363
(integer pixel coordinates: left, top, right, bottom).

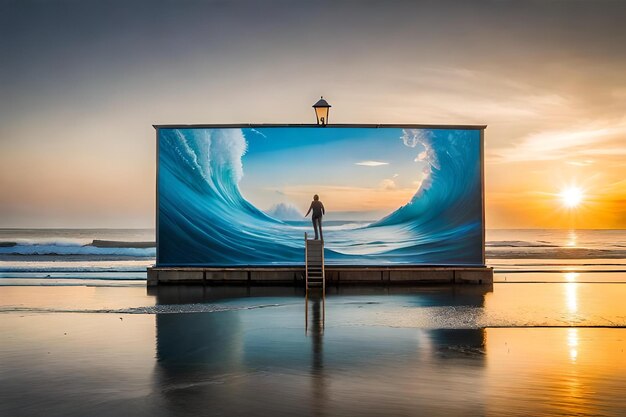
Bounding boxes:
307 294 326 417
1 282 625 416
486 327 626 416
305 289 325 335
151 286 489 416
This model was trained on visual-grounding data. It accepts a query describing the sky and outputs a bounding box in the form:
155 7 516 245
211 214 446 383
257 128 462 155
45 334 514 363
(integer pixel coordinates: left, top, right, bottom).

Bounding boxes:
1 0 624 229
238 127 442 219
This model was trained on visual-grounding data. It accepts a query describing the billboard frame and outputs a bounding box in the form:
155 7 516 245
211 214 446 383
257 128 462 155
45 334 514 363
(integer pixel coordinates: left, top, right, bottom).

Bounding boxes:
154 123 487 267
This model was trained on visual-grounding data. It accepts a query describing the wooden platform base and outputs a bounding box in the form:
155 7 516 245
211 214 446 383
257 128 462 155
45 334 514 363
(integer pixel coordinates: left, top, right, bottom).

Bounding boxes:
147 266 493 286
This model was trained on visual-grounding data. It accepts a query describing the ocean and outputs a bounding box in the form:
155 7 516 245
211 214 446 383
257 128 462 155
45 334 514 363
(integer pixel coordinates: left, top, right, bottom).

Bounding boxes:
1 228 625 416
0 228 624 285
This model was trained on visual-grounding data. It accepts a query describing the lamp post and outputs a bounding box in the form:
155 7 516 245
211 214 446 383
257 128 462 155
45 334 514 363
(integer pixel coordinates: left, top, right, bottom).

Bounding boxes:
312 97 331 126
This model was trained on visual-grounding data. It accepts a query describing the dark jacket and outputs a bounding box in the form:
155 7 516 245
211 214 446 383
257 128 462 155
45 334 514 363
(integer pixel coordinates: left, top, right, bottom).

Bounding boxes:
308 201 325 218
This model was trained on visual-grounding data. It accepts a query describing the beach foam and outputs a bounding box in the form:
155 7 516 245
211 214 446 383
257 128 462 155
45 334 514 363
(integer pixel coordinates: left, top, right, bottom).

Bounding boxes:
0 240 155 257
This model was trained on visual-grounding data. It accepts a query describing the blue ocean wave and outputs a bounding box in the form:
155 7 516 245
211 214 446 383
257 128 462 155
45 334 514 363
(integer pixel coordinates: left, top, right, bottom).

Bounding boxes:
0 241 155 257
158 128 483 266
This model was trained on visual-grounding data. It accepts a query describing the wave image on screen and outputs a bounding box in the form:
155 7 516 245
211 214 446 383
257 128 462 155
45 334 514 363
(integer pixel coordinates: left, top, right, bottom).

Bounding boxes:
157 127 483 266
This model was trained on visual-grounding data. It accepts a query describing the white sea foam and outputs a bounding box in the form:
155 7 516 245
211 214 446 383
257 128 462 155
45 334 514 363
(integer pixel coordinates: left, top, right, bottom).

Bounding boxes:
0 241 155 257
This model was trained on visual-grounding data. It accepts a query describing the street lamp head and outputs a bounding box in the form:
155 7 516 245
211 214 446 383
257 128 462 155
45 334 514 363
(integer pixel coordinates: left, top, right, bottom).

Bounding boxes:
312 96 331 126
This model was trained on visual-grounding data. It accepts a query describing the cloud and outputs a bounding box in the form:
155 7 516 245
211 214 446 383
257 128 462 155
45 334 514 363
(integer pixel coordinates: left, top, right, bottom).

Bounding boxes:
380 179 397 190
355 161 389 166
492 118 626 164
566 160 594 166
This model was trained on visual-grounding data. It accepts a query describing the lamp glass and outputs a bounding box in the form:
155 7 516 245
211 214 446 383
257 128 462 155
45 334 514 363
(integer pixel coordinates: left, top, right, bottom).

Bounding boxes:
315 106 329 125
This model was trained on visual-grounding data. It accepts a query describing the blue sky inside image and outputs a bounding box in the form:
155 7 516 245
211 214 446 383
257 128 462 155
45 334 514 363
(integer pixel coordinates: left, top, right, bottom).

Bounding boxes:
240 127 432 219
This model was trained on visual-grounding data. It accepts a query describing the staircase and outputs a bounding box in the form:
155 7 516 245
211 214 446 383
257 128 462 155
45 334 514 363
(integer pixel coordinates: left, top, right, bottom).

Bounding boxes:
305 232 325 331
305 233 325 295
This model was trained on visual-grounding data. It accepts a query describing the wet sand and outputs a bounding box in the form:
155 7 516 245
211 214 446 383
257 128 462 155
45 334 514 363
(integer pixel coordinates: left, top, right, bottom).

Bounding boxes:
1 276 626 416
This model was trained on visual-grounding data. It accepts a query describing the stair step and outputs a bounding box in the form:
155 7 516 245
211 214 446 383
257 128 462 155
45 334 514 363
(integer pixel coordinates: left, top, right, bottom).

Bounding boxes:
305 235 324 292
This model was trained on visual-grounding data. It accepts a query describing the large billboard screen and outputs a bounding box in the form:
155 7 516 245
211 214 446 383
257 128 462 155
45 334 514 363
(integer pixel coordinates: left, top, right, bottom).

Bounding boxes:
157 126 484 266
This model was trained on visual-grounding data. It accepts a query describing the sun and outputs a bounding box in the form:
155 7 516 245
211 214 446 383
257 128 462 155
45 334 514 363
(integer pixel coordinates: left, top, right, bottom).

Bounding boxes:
560 186 584 208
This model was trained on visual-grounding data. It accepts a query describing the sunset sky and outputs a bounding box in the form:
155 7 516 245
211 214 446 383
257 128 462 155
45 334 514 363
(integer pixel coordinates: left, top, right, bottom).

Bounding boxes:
1 0 624 228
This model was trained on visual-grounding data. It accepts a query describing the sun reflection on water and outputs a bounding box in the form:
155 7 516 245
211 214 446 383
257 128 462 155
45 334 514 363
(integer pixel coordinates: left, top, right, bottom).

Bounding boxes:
566 230 578 247
566 283 578 314
568 328 578 362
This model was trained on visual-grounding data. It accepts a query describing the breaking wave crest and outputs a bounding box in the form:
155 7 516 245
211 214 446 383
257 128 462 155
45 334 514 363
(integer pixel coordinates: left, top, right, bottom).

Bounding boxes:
0 241 155 257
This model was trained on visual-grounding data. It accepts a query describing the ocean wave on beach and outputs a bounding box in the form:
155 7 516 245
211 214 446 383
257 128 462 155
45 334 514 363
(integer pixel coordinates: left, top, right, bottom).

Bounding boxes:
0 240 155 258
0 229 624 280
485 229 626 260
486 247 626 259
9 239 622 261
486 240 560 248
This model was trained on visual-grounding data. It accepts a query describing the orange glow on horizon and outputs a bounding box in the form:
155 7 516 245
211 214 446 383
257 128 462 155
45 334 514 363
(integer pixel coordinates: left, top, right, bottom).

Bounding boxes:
486 163 625 229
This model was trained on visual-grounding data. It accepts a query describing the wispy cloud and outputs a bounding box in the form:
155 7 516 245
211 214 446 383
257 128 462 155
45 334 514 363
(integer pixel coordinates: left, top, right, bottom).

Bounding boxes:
355 161 389 166
566 160 594 167
380 179 397 190
491 118 626 164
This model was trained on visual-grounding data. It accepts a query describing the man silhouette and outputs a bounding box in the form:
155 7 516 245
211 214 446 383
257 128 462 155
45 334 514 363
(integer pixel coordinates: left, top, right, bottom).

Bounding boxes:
305 194 325 240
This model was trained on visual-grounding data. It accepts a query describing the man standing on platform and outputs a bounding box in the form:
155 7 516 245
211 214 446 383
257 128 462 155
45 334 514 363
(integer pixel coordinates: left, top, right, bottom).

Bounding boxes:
305 194 325 241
